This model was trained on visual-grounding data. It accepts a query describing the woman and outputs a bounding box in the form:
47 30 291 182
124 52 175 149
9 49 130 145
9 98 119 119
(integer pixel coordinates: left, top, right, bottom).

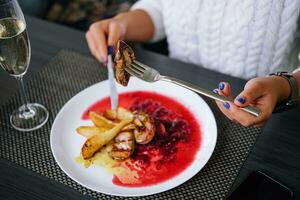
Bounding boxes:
85 0 300 126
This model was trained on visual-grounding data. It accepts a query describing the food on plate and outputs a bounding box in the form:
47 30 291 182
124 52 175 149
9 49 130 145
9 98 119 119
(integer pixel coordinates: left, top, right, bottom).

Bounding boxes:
76 126 108 138
114 40 134 86
76 91 201 187
89 111 115 128
103 109 117 120
79 107 154 160
121 123 136 131
104 107 134 122
109 131 135 160
81 117 133 159
133 111 155 144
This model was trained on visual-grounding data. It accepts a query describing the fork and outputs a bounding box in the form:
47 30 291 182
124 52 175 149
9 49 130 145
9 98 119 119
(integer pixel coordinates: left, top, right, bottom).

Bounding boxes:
125 60 261 117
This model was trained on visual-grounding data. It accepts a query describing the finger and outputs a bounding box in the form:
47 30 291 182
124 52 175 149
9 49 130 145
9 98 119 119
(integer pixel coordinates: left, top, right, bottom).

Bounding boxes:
213 88 235 121
215 101 233 121
232 119 240 124
216 99 259 126
108 20 122 50
213 91 235 121
86 31 98 59
224 101 259 126
224 101 272 127
214 92 256 126
89 22 109 63
214 88 261 126
218 82 232 97
213 88 219 94
254 122 264 128
234 80 264 107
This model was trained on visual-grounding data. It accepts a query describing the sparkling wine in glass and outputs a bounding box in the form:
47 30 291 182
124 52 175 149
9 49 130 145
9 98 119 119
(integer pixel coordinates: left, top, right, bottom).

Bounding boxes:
0 0 48 131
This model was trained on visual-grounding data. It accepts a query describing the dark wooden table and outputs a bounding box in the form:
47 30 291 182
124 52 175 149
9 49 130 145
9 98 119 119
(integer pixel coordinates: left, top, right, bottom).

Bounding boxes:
0 16 300 200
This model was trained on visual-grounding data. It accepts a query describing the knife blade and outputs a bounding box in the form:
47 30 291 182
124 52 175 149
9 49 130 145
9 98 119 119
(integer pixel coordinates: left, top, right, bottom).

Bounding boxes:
107 46 118 110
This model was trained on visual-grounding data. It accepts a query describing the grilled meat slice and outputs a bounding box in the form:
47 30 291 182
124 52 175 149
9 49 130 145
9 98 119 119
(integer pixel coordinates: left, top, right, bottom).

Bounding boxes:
109 131 135 160
114 40 135 86
133 111 155 144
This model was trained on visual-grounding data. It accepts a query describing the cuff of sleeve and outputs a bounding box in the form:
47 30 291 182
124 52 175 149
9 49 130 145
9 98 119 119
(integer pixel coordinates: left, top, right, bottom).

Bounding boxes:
293 67 300 73
131 1 165 42
293 53 300 73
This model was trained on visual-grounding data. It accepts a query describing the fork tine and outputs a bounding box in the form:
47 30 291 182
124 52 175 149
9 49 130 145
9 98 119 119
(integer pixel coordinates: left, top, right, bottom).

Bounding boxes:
133 60 147 70
131 63 145 73
130 64 144 75
125 67 142 78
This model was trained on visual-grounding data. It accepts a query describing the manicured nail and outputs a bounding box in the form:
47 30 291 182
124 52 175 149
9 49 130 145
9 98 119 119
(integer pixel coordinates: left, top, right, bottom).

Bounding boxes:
219 82 225 90
236 97 246 104
107 46 113 55
223 102 230 109
100 55 104 63
213 89 219 94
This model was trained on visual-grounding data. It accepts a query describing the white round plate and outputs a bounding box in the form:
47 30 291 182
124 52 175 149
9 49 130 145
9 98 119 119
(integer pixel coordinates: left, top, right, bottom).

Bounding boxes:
50 77 217 197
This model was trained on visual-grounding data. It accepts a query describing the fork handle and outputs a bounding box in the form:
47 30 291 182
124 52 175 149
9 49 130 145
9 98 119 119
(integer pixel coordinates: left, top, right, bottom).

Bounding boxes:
161 76 261 117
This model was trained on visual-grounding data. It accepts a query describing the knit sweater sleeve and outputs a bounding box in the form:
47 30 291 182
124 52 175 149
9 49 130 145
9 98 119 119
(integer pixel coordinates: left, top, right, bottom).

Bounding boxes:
131 0 165 42
295 53 300 73
294 67 300 73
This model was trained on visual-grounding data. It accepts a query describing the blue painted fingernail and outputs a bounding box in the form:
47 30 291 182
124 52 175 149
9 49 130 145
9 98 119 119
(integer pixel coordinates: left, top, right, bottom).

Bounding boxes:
107 46 113 55
100 55 104 63
219 82 225 90
223 102 230 109
213 89 219 94
236 97 246 104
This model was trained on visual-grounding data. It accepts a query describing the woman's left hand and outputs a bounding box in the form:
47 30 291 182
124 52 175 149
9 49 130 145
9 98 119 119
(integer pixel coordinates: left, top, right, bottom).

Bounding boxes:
213 76 291 127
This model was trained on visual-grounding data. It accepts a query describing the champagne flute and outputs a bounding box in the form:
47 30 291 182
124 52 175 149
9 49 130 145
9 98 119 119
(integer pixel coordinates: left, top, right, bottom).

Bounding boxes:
0 0 48 131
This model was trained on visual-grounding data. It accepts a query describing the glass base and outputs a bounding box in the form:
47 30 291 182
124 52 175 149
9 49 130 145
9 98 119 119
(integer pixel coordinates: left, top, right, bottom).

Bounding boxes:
10 103 49 132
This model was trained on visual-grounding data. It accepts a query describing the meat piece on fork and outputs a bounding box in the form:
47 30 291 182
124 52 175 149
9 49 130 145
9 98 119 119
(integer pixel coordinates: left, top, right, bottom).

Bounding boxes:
114 40 135 86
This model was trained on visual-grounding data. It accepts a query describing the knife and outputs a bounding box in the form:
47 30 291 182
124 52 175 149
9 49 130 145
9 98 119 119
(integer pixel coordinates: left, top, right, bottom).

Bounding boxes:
107 46 118 110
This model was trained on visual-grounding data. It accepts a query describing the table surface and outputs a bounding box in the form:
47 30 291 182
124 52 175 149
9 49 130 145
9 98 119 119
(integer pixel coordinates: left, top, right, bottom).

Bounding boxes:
0 16 300 200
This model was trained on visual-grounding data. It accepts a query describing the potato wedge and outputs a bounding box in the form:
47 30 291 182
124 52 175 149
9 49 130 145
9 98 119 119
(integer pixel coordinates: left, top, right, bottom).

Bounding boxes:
77 122 134 136
81 118 133 160
89 111 115 128
103 107 134 122
76 126 109 138
121 123 136 131
103 109 117 120
117 107 133 121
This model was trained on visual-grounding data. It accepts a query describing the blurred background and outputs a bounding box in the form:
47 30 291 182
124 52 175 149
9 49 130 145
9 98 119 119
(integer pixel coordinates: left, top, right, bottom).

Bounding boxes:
18 0 168 55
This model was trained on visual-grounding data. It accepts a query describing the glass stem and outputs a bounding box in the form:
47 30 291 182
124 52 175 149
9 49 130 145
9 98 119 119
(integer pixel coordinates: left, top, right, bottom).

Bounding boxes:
15 76 30 112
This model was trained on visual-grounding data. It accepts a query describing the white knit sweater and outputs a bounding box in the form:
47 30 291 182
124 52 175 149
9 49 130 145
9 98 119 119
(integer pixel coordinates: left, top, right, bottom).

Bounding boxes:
132 0 300 79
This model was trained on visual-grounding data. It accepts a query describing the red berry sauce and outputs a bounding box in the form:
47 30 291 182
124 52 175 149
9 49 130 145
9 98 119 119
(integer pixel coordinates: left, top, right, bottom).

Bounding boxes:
82 91 201 187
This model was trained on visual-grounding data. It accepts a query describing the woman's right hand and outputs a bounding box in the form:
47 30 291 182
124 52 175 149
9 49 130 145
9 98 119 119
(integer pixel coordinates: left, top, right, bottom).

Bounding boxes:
86 17 127 64
85 10 155 64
